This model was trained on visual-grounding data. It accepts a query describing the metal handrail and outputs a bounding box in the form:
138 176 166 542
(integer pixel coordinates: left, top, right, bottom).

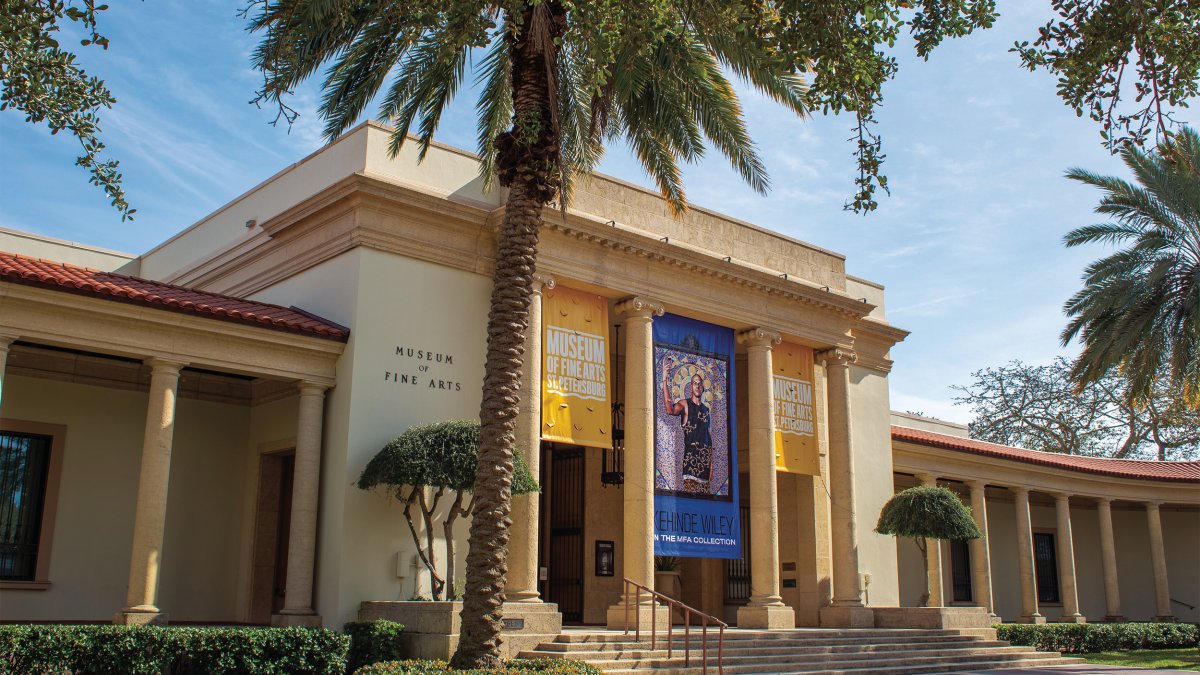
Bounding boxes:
621 577 726 674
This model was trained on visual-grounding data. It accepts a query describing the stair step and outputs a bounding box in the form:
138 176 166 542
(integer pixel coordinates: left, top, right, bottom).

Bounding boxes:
602 656 1081 675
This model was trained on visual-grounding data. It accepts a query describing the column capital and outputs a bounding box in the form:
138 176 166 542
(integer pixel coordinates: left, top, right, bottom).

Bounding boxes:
1052 492 1073 503
531 273 556 293
1095 496 1114 505
144 357 187 375
965 479 988 490
616 296 665 319
1011 485 1031 497
298 381 331 397
1145 500 1164 508
0 333 18 349
737 327 782 348
916 472 939 486
817 347 857 368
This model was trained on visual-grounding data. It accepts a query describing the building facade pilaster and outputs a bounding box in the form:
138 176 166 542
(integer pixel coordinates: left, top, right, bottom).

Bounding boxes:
508 273 554 603
737 328 794 628
274 382 329 626
607 296 665 630
117 357 187 625
1053 493 1084 623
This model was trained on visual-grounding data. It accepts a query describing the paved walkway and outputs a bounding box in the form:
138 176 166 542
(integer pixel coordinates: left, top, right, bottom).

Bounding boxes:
963 665 1197 674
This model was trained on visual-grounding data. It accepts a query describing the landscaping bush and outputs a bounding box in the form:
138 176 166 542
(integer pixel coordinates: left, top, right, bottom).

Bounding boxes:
344 620 406 673
996 622 1199 654
0 624 350 675
356 659 603 675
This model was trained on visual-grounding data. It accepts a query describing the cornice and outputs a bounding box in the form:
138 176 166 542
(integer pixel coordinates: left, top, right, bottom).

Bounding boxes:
893 441 1200 506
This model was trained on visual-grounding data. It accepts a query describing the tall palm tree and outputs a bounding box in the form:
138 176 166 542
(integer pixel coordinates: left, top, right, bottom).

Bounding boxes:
247 1 807 666
1062 126 1200 404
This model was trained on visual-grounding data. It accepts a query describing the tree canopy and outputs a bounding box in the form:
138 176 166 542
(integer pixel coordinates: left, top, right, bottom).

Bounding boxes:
952 358 1200 461
1 1 132 219
1061 126 1200 404
876 485 982 542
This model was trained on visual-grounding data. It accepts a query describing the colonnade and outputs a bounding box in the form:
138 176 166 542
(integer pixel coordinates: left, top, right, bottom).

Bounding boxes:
107 358 330 626
505 290 868 628
913 475 1177 623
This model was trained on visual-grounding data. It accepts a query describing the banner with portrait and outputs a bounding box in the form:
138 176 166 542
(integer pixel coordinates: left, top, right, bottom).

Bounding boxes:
652 313 741 559
542 285 611 448
773 342 820 475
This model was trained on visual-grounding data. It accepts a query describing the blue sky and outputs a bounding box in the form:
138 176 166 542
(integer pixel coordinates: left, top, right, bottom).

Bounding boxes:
2 3 1194 423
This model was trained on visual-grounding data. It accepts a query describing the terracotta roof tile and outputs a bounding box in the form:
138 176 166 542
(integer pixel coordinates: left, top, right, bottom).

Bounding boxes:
1 251 349 342
892 425 1200 483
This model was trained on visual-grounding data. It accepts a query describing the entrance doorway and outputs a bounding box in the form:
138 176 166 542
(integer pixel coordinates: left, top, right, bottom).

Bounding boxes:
547 445 585 623
249 451 294 624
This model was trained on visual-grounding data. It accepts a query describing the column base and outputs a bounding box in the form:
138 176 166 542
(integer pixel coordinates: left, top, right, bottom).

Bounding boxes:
1153 615 1177 623
819 605 874 628
606 602 671 632
737 603 796 629
114 611 168 626
1057 614 1086 624
1102 614 1126 622
1018 614 1046 624
272 612 323 627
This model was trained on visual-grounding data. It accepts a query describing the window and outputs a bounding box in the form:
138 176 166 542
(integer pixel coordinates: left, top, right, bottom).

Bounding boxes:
0 431 53 581
725 505 751 602
949 538 973 603
1033 532 1060 604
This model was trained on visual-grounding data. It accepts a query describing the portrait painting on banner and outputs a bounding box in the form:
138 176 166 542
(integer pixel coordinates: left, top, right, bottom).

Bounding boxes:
654 339 732 501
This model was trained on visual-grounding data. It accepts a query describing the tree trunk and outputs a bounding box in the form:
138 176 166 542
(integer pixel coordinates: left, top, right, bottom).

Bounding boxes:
451 5 565 668
916 536 931 608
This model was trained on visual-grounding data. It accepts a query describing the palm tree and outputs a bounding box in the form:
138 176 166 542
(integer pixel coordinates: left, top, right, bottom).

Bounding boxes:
1062 126 1200 404
247 1 809 666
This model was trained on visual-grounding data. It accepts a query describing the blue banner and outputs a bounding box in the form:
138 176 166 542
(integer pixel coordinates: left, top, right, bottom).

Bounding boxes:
652 313 740 559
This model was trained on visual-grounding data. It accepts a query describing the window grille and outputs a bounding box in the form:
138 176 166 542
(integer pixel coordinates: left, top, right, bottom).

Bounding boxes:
724 505 751 602
0 432 52 581
1033 532 1060 603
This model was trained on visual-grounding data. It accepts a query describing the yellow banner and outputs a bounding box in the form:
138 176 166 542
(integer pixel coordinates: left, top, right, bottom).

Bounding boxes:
773 343 819 475
542 285 611 448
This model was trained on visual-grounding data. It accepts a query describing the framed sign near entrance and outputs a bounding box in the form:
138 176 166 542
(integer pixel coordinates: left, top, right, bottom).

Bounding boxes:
595 540 615 577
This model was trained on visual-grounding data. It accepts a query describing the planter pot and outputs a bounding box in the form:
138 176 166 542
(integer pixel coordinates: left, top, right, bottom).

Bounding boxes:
358 600 563 660
654 570 682 601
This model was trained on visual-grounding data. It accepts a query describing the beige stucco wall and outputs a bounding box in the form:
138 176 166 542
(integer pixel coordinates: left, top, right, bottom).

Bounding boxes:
0 374 250 622
848 367 899 607
0 227 135 272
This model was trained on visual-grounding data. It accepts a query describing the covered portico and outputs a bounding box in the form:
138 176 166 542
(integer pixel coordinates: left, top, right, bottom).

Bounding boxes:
0 252 346 625
891 417 1200 624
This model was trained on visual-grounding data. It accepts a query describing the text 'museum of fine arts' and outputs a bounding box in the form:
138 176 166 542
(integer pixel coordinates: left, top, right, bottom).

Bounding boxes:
0 122 1196 658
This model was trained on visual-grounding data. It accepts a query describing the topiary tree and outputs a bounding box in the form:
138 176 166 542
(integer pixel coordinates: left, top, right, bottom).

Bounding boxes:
357 420 539 601
876 485 982 608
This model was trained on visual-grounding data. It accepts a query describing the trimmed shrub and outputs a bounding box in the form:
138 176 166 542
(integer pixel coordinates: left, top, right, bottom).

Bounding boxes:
345 620 406 673
0 624 350 675
996 622 1199 654
356 659 604 674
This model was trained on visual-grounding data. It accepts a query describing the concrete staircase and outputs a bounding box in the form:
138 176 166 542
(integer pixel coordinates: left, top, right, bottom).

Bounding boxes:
518 628 1080 674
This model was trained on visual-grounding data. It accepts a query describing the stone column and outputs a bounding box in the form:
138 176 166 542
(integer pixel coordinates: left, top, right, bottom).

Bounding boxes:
117 357 186 625
916 473 944 608
0 334 15 408
817 348 873 628
607 296 664 630
737 328 794 629
1053 493 1084 622
1145 501 1175 621
966 480 994 616
1012 487 1044 623
509 273 553 603
274 382 328 626
1096 497 1124 621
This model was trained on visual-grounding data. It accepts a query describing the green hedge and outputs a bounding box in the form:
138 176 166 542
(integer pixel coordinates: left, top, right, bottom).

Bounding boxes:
356 659 603 675
996 622 1200 654
0 624 350 675
344 620 406 673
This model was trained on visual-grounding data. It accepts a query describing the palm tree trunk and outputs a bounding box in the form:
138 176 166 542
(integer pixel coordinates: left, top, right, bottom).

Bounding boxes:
451 4 564 668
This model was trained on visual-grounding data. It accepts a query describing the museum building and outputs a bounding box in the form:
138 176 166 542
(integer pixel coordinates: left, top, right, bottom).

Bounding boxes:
1 123 1196 650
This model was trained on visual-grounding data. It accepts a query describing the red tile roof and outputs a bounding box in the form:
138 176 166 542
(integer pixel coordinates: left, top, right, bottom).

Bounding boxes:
892 425 1200 483
1 251 349 341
